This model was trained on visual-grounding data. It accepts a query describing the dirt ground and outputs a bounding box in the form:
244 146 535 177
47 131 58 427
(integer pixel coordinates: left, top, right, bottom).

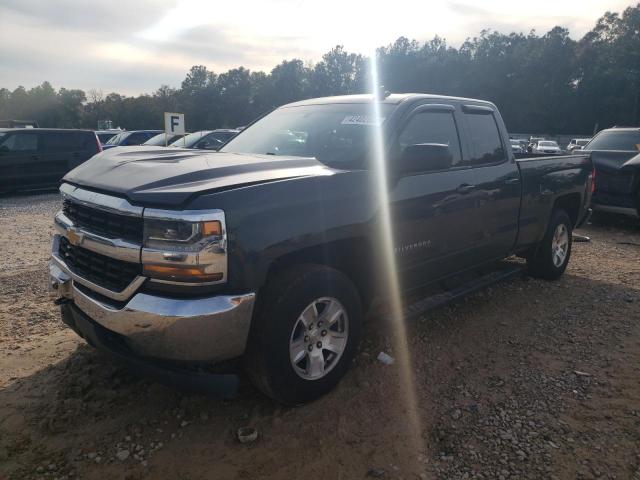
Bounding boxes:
1 192 639 480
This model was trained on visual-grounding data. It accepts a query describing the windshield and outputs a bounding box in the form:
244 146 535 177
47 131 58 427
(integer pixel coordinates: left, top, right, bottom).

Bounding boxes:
539 141 558 147
97 132 117 143
106 133 124 145
220 103 395 168
171 131 213 148
577 139 590 146
144 133 181 146
585 130 640 151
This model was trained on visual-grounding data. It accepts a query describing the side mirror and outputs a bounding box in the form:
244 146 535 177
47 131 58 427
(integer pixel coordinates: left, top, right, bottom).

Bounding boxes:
395 143 453 175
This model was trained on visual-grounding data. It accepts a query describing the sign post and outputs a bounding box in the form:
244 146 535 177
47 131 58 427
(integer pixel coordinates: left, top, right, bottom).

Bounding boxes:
164 112 185 146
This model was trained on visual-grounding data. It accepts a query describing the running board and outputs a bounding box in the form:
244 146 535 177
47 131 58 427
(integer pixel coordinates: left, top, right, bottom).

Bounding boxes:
401 265 524 321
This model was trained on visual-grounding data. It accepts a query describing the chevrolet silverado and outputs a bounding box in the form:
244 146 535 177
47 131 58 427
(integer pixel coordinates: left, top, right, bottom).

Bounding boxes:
50 93 593 404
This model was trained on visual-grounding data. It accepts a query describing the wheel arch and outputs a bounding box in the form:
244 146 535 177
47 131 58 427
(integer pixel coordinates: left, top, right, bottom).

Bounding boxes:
262 237 376 312
552 192 582 227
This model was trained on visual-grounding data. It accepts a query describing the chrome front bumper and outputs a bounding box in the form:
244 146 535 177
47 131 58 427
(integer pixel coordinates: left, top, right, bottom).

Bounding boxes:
50 256 256 363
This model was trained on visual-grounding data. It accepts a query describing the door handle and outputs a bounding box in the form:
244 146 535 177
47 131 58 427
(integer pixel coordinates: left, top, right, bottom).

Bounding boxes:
504 178 521 185
456 184 477 194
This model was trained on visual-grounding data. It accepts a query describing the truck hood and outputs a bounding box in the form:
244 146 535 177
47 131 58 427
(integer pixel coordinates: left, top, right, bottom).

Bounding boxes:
63 146 335 208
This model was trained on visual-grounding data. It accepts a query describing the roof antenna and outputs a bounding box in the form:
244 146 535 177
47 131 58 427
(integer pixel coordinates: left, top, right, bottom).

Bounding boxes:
376 85 391 100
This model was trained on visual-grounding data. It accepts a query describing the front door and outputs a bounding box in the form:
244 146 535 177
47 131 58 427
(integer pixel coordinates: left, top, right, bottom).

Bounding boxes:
387 103 481 289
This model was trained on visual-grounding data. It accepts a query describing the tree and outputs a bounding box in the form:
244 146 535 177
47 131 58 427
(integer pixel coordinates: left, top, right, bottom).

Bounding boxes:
2 3 640 134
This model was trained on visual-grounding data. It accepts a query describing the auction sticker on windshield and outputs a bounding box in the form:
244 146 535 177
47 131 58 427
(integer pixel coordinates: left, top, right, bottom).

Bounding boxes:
341 115 384 126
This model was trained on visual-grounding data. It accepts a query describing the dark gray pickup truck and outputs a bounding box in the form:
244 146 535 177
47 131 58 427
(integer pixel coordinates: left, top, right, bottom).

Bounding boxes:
50 94 593 404
581 127 640 218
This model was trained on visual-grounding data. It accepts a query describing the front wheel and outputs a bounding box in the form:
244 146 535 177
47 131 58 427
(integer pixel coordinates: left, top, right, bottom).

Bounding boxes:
527 209 573 280
245 265 362 404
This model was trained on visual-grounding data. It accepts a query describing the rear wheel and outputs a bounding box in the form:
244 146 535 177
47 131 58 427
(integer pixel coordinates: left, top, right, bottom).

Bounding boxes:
245 265 362 404
527 209 572 280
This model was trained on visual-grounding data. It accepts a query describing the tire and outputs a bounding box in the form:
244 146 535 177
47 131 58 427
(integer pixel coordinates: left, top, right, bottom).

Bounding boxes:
245 264 362 405
527 209 573 280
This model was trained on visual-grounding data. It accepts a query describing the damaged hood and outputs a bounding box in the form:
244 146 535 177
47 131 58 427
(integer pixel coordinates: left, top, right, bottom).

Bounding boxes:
63 147 335 207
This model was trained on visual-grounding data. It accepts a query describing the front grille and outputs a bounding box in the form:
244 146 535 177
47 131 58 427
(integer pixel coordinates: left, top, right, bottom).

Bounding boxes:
63 199 143 243
58 237 142 292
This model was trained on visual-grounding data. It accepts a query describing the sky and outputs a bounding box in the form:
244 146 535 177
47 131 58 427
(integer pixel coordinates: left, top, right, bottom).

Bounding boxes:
0 0 634 96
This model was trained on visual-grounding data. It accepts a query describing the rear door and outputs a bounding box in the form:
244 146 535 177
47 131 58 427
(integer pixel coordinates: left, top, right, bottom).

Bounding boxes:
0 130 41 191
459 105 520 261
388 103 481 287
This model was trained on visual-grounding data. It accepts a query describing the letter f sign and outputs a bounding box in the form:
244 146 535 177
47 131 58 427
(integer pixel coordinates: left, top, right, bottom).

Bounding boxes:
164 112 185 135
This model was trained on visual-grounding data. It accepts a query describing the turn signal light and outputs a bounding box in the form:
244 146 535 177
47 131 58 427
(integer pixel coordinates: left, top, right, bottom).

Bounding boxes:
202 220 222 236
143 265 223 282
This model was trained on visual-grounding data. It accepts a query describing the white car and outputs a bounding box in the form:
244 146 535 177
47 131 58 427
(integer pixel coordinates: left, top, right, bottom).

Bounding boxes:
509 139 525 154
533 140 562 155
566 138 591 152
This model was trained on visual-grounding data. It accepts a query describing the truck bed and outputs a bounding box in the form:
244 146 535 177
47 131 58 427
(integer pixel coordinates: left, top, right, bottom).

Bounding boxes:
514 152 592 248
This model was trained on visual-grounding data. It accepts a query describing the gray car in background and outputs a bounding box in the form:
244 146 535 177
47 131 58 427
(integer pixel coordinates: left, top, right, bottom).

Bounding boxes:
171 129 240 150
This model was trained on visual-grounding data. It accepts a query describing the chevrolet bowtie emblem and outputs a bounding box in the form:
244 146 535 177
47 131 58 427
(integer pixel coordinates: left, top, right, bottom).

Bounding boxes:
67 228 83 246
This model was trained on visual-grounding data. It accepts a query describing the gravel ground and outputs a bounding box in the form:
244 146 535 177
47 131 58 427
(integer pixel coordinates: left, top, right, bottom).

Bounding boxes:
1 194 639 480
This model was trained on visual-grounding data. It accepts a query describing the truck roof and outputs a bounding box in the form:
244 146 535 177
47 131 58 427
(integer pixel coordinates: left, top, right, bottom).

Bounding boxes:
283 93 496 108
607 127 640 132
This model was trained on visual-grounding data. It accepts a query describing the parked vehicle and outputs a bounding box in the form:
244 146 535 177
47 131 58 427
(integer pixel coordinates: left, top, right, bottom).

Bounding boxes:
171 129 240 150
102 130 162 150
532 140 562 155
509 138 525 154
583 127 640 218
50 94 593 404
527 136 545 152
567 138 591 152
95 129 123 146
0 119 39 128
0 128 101 193
142 132 187 146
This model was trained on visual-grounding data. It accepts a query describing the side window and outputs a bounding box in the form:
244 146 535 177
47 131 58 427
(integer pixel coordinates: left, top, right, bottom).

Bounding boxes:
463 112 506 166
203 137 225 150
41 132 82 152
0 132 38 152
397 111 462 165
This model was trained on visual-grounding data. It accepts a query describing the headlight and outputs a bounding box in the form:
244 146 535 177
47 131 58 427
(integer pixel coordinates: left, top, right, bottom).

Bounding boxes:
141 210 227 284
143 218 222 251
